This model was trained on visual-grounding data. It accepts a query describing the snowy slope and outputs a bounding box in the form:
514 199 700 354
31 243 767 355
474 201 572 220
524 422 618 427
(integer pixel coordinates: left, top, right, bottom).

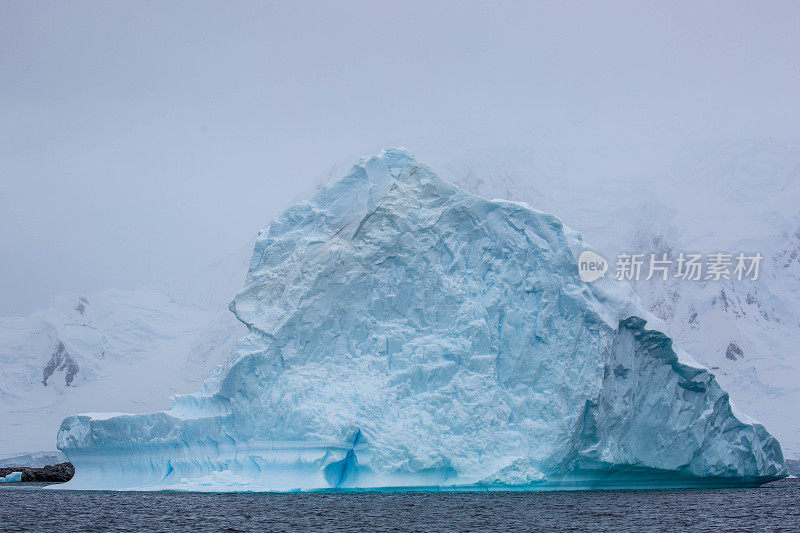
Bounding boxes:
0 243 251 456
57 149 783 491
0 450 67 468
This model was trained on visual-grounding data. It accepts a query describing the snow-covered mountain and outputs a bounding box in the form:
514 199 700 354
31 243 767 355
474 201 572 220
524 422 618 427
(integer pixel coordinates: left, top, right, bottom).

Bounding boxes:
0 243 251 457
2 140 799 463
0 450 67 468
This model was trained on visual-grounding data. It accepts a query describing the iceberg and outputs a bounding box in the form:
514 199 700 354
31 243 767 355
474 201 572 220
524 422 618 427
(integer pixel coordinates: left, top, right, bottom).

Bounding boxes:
56 149 786 491
0 471 23 483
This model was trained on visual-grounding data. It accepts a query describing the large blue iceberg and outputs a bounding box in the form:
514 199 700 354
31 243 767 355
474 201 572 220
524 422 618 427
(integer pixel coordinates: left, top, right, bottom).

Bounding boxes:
56 149 786 491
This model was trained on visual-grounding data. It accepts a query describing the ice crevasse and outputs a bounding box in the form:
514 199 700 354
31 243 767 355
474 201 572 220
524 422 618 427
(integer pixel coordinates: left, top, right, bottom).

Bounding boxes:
56 149 786 491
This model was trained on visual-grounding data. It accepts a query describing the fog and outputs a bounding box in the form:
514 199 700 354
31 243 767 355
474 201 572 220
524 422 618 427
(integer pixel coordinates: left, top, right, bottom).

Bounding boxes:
2 1 799 315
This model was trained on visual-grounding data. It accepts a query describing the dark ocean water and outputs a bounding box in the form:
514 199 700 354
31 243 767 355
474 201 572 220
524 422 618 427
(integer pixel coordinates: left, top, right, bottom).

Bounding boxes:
1 478 798 532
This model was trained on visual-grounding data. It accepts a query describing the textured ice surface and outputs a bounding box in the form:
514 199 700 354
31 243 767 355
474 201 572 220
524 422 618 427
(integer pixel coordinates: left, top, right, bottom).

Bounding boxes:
436 142 800 459
57 149 786 491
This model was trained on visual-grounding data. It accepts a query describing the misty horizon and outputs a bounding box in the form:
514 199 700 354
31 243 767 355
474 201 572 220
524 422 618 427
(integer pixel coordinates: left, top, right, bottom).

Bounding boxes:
3 2 800 316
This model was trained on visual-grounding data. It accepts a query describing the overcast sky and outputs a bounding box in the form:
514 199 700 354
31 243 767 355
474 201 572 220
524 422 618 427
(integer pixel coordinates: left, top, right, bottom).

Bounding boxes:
2 1 799 315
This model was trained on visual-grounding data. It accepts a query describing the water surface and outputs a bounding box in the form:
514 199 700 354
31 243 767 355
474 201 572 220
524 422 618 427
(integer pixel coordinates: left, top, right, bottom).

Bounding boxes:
1 479 797 532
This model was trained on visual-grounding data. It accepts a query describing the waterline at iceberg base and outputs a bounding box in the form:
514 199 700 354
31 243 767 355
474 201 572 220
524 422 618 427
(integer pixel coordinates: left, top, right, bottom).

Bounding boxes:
56 149 786 491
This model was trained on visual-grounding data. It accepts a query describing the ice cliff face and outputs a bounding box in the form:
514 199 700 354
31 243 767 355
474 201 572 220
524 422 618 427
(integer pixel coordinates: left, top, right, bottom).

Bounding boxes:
437 141 800 459
56 149 786 491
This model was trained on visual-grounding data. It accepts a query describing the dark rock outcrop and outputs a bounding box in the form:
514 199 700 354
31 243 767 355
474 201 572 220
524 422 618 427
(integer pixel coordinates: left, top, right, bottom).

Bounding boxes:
726 342 744 361
42 341 79 386
0 462 74 482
